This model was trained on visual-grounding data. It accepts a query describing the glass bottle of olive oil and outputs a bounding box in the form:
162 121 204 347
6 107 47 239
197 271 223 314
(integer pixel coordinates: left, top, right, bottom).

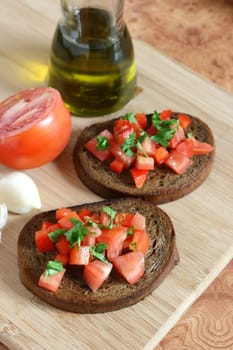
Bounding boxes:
48 1 137 116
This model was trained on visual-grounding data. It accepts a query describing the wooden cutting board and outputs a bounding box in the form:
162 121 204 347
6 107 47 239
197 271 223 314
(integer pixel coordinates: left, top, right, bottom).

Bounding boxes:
0 1 233 349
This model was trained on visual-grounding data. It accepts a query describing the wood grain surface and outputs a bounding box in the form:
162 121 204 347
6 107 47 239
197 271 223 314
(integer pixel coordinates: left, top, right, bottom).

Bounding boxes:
0 1 233 350
124 1 233 349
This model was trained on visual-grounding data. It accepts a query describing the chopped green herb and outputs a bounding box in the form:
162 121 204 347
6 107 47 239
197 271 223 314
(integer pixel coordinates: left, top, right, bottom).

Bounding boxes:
85 219 99 228
121 131 137 157
89 243 109 264
44 260 63 277
122 112 137 124
102 206 117 229
151 110 179 147
127 226 134 236
65 218 88 248
96 135 109 151
187 132 193 138
48 228 67 243
130 242 137 250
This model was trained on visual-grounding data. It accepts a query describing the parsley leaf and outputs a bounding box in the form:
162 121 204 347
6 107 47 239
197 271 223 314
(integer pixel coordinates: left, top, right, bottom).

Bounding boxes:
64 218 88 248
151 110 179 147
121 132 137 157
122 112 137 124
48 228 67 243
96 135 109 151
127 226 134 236
44 260 63 277
89 243 109 264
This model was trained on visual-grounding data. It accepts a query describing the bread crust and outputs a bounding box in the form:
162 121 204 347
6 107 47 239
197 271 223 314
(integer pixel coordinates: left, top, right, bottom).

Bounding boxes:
73 113 215 204
17 198 179 313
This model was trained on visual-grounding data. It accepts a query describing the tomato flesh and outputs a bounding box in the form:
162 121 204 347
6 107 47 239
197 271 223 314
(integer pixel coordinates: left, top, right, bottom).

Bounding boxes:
97 226 127 261
0 87 71 169
35 228 54 253
113 251 145 284
83 260 113 292
129 230 150 254
165 150 193 174
69 245 90 265
38 269 66 293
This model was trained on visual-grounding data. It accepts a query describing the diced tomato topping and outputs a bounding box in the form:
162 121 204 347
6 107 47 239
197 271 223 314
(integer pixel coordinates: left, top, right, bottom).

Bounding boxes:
135 113 147 128
178 113 191 129
113 119 139 143
99 212 111 227
82 234 96 247
83 260 113 292
146 125 157 136
122 234 133 249
38 269 66 293
97 226 128 261
175 138 194 157
35 228 54 253
140 137 157 156
165 150 193 174
154 146 169 164
77 208 92 221
85 129 113 161
130 168 148 188
55 253 69 266
113 251 145 284
190 136 214 155
57 217 74 229
110 157 125 174
110 141 135 168
56 208 80 221
114 213 134 227
55 235 70 255
169 126 185 149
159 109 172 120
69 245 90 265
116 125 135 145
41 221 54 230
129 230 150 254
135 155 154 170
130 212 146 230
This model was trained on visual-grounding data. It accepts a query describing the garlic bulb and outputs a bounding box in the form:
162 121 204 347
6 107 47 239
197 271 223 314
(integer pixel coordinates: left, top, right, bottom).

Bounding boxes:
0 172 41 214
0 203 8 242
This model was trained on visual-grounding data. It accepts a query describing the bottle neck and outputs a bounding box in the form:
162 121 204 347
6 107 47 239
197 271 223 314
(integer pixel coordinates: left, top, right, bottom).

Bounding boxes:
60 0 125 36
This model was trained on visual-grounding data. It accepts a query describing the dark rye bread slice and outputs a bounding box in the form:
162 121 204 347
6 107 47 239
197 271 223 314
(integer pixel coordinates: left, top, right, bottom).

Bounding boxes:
17 198 179 313
73 113 215 204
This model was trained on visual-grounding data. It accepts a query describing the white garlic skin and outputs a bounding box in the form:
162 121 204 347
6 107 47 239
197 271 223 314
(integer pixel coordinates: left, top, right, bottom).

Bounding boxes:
0 172 41 214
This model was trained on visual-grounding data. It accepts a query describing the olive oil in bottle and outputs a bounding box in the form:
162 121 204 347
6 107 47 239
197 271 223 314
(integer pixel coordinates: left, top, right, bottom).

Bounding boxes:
48 6 137 116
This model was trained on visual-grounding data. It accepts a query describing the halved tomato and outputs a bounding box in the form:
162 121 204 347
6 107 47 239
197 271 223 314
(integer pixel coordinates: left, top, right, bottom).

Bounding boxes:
112 251 145 284
0 87 71 169
83 260 113 292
